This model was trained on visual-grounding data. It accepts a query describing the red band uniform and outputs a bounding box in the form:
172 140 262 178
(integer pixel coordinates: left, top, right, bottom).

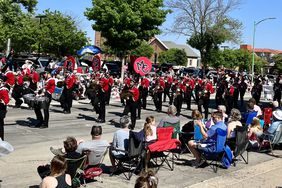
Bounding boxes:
62 73 76 114
97 77 109 123
128 84 139 130
34 76 55 128
140 77 150 109
12 72 24 108
0 85 9 140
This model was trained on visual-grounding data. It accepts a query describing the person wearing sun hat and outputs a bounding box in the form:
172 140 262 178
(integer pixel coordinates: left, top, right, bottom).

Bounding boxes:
266 109 282 135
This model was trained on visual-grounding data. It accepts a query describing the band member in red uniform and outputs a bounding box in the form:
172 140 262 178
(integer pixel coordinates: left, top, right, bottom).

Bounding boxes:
106 75 114 105
128 81 139 130
12 71 24 108
33 73 55 128
0 77 10 140
153 77 165 112
122 77 131 114
97 75 109 123
4 70 15 90
62 71 76 114
140 76 150 109
29 67 40 93
185 77 194 110
164 75 172 102
174 83 184 116
202 78 214 119
225 81 235 115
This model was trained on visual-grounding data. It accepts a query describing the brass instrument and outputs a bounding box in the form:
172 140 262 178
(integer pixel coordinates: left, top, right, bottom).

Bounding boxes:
120 88 133 100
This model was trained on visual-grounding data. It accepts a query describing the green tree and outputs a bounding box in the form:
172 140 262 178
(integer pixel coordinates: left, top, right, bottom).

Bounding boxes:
0 0 37 23
159 48 187 66
166 0 242 68
85 0 169 79
37 10 88 56
130 41 154 58
272 54 282 74
210 49 267 73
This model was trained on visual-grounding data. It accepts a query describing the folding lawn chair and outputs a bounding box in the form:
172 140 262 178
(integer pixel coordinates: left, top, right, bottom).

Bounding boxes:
243 111 257 125
82 146 109 184
163 121 180 139
232 124 249 166
197 128 227 173
148 127 181 172
259 123 282 154
66 155 87 187
111 131 144 180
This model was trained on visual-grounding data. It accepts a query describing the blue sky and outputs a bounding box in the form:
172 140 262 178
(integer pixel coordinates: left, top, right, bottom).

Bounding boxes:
36 0 282 50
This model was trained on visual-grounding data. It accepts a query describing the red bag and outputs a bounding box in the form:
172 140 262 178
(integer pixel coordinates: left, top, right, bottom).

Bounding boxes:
83 167 102 179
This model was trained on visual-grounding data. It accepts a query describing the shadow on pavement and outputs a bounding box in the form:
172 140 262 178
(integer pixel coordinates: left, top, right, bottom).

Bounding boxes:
77 113 97 121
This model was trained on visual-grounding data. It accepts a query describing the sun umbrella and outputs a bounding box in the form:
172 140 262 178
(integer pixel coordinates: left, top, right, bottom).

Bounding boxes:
77 45 102 56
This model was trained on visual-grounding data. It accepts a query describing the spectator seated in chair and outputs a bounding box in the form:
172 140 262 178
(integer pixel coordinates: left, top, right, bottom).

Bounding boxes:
40 155 72 188
141 116 157 144
188 111 227 167
109 115 130 172
258 109 282 149
260 109 282 138
248 117 263 149
38 136 83 179
76 125 109 167
242 101 258 125
157 105 180 128
249 98 262 117
227 108 242 139
192 109 206 141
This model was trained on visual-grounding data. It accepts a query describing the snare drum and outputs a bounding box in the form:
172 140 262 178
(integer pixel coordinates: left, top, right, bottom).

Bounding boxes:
35 97 49 109
23 94 36 107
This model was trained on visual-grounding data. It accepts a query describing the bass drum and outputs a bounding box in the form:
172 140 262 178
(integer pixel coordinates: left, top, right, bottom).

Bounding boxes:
23 94 36 108
35 97 49 110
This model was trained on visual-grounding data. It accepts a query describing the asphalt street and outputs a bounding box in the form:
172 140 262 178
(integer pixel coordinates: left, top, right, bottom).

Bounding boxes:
0 94 282 188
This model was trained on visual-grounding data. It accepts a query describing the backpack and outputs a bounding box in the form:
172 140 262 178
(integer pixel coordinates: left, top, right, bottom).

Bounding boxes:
221 145 233 169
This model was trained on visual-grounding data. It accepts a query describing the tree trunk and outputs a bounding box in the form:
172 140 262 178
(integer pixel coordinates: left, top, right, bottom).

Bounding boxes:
121 57 125 83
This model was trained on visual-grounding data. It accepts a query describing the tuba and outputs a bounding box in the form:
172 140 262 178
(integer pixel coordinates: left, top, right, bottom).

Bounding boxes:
120 87 133 100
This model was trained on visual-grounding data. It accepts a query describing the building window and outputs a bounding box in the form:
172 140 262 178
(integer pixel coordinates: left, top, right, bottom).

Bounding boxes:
189 59 192 66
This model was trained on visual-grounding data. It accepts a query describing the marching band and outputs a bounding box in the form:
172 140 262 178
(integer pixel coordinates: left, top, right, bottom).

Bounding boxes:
0 61 280 140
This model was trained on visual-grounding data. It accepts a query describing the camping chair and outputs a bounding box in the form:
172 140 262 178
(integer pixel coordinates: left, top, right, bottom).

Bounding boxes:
263 108 272 126
148 127 181 172
111 131 144 180
259 123 282 154
65 155 87 187
243 111 258 125
232 125 249 166
82 146 109 184
163 121 184 158
178 121 194 154
197 128 227 173
163 121 180 139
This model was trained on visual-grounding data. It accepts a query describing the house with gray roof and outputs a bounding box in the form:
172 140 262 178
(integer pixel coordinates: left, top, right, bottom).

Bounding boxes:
149 37 200 67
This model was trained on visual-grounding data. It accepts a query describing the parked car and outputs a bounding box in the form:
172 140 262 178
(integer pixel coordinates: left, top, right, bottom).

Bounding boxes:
15 55 50 74
180 67 203 78
103 61 121 77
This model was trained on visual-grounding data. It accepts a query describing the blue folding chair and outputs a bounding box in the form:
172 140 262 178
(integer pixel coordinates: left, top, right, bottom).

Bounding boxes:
243 111 258 125
198 128 227 173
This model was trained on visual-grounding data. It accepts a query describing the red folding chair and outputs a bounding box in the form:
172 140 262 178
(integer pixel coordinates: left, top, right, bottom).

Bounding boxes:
148 127 181 171
264 108 272 126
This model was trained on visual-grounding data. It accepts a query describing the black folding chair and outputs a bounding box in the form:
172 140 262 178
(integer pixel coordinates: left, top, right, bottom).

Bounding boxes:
232 125 249 166
111 131 144 180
